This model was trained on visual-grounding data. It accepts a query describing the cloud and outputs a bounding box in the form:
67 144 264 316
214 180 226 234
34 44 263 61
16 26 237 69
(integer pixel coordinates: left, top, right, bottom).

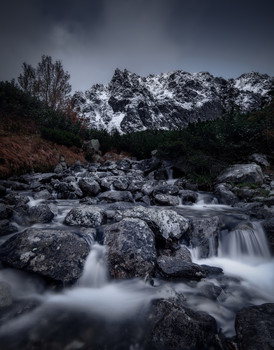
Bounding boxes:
0 0 273 92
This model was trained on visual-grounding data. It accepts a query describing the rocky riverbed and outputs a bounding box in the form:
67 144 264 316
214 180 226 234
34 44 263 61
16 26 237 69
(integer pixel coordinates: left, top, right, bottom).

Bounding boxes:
0 156 273 350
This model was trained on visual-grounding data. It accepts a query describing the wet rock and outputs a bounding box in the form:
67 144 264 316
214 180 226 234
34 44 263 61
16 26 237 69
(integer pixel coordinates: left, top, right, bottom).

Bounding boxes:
118 206 189 241
113 177 129 190
153 184 180 196
215 183 238 205
262 218 274 254
137 158 162 175
78 179 101 197
104 218 157 279
248 153 270 167
189 216 219 258
235 303 274 350
0 281 13 308
0 204 13 220
197 281 223 300
147 298 218 350
0 220 18 236
64 206 104 227
217 163 264 185
200 265 223 277
154 193 180 206
0 185 6 197
27 204 54 223
180 190 198 204
98 190 133 203
5 193 29 207
157 255 205 280
116 159 131 171
0 228 90 283
33 189 53 200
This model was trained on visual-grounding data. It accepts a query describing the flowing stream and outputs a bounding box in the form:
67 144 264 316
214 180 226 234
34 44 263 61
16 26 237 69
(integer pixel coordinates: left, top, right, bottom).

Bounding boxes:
0 180 273 349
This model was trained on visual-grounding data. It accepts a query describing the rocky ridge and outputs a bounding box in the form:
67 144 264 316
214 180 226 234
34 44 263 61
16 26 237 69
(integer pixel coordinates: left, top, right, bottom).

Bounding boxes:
73 70 273 133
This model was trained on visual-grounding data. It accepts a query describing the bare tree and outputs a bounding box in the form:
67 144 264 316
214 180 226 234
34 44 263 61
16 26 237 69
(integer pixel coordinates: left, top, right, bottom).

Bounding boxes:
18 63 36 95
18 55 72 111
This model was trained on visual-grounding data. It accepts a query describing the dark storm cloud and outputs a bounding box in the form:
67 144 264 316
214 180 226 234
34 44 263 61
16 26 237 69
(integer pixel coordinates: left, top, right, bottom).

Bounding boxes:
0 0 273 91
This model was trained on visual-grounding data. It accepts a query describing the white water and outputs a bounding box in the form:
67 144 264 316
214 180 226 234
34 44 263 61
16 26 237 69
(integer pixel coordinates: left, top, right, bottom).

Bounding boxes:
1 178 274 345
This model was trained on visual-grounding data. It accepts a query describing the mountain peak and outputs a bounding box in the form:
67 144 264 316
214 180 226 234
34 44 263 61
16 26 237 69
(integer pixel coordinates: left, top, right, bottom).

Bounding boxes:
73 70 273 134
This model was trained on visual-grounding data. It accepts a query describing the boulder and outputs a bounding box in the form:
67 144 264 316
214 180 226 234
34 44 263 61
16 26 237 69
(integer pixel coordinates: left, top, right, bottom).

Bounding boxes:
217 163 264 185
147 298 218 350
5 193 29 207
0 220 18 236
104 218 157 279
0 204 13 220
180 190 198 204
215 183 238 205
154 193 180 206
33 189 53 200
78 179 101 197
157 255 205 280
235 303 274 350
64 206 104 227
0 228 90 283
27 204 54 223
117 206 189 241
248 153 270 167
113 177 129 190
98 190 133 203
188 216 219 258
153 184 180 196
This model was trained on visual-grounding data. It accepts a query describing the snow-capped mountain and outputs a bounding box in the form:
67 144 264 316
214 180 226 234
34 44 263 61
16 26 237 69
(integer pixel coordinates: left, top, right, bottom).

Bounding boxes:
72 70 273 134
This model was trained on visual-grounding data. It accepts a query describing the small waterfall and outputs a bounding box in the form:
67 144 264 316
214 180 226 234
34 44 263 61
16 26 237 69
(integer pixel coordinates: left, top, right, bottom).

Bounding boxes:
219 221 271 261
166 167 173 181
78 243 108 288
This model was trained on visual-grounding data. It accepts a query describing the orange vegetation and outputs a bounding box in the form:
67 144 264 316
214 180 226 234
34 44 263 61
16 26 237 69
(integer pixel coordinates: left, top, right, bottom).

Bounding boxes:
0 135 86 178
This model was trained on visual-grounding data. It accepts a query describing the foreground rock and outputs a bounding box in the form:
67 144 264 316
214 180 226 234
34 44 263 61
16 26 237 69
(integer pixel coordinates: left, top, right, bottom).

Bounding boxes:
104 218 157 279
235 303 274 350
0 228 90 283
147 298 218 350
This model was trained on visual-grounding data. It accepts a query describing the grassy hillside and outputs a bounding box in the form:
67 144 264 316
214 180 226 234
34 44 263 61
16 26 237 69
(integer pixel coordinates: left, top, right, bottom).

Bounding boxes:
0 82 86 177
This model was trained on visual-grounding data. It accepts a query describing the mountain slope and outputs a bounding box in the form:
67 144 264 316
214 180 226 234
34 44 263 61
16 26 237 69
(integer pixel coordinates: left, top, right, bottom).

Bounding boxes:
73 70 273 133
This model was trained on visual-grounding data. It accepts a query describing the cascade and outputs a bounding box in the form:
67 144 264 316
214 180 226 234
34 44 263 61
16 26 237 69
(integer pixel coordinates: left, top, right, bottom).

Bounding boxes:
78 243 108 288
219 221 271 261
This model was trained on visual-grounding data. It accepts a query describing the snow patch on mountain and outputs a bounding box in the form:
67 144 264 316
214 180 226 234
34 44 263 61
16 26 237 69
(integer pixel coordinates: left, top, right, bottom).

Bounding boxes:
73 70 273 134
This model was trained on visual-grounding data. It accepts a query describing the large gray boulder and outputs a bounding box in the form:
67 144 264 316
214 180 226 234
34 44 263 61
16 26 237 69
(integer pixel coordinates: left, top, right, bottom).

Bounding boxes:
104 218 157 279
117 206 189 240
147 298 218 350
217 163 264 185
0 228 90 283
64 205 104 227
235 303 274 350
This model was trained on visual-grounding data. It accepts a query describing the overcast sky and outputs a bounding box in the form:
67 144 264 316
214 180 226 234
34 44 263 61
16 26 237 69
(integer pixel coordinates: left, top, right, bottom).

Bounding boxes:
1 0 273 92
